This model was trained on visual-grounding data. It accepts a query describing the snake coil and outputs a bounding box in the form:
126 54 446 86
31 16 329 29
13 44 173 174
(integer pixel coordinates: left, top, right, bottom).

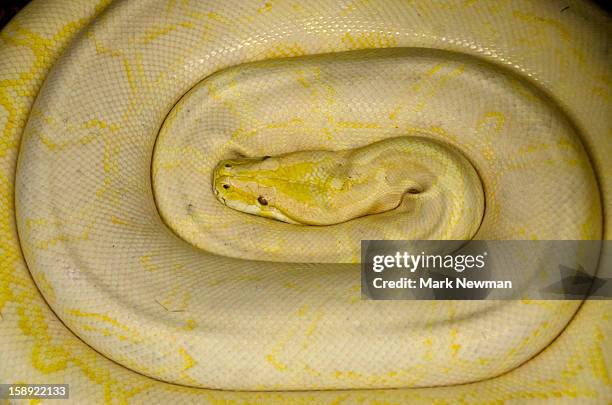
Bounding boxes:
1 0 610 403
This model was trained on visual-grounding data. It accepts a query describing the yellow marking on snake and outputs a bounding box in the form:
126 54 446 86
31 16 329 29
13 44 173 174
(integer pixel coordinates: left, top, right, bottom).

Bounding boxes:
1 0 610 403
214 136 484 227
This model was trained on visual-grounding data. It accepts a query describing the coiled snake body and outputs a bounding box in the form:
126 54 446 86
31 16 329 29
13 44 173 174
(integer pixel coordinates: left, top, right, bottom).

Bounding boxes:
0 0 610 403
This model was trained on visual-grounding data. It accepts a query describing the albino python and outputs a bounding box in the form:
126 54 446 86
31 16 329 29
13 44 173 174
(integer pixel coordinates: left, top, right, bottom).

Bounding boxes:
212 137 484 227
0 0 610 403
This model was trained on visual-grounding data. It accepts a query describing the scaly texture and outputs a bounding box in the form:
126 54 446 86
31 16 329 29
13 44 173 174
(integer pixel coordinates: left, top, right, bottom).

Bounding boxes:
212 137 484 227
0 0 610 403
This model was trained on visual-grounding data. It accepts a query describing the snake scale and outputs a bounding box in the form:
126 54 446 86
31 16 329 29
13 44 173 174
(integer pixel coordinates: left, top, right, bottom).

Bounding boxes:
0 0 610 403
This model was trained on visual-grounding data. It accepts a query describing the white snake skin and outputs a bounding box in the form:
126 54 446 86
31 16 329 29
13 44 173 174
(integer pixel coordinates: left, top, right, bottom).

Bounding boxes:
1 0 610 403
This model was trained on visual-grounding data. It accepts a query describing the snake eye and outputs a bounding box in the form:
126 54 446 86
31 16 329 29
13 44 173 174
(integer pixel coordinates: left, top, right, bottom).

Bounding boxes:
257 196 268 206
407 188 421 194
224 164 231 168
262 156 271 161
223 184 230 189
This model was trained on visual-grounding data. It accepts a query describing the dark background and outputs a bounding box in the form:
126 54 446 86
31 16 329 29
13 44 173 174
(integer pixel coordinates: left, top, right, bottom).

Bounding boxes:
0 0 30 30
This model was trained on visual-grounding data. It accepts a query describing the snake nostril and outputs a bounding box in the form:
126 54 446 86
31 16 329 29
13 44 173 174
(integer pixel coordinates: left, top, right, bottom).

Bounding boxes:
223 184 230 189
224 164 231 168
257 196 268 206
407 188 421 194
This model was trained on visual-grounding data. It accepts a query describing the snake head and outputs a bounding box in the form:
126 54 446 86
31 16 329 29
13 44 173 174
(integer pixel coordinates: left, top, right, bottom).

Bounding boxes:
212 156 301 224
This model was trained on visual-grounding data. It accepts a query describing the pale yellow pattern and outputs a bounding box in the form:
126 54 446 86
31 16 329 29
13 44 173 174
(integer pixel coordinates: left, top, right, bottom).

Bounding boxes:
0 1 610 404
210 136 484 263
